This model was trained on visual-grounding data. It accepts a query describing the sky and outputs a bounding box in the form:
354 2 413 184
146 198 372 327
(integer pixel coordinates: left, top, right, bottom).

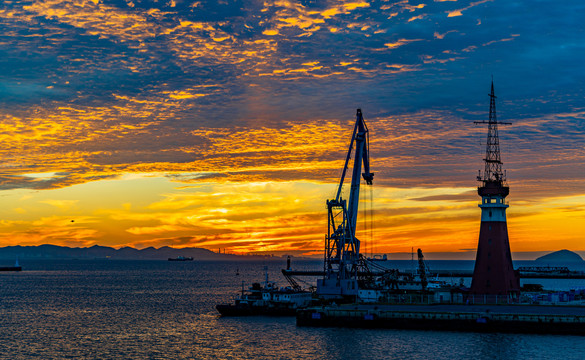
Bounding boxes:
0 0 584 259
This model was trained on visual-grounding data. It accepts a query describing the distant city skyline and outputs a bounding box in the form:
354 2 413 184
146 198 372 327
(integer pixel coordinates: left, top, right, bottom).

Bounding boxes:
0 0 584 257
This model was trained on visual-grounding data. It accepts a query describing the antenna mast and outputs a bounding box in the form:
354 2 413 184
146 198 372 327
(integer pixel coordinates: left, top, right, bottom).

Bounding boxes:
474 81 511 185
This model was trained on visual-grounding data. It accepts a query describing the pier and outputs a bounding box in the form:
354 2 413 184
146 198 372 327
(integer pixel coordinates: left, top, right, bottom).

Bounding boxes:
297 304 585 335
435 269 585 279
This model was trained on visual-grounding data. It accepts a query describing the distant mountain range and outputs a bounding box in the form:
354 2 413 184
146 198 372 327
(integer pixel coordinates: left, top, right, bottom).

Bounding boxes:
0 245 280 261
3 245 582 262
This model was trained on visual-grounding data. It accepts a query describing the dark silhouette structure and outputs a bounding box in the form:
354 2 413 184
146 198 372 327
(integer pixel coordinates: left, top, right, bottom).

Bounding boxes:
469 81 520 301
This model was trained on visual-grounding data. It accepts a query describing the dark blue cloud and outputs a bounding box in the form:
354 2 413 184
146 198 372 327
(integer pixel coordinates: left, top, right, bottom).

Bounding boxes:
0 0 583 192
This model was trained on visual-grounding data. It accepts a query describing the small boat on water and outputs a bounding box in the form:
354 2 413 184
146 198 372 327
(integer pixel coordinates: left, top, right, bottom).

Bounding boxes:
168 256 193 261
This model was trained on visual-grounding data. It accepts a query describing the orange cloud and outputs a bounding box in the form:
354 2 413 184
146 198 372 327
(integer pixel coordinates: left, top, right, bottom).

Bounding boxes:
384 38 423 49
447 0 492 17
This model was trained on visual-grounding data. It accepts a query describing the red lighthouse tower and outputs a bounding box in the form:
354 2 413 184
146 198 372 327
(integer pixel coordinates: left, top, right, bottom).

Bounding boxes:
469 81 520 302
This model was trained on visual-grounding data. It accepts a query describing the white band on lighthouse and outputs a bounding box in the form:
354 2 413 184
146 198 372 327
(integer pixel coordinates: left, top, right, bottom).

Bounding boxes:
478 196 508 222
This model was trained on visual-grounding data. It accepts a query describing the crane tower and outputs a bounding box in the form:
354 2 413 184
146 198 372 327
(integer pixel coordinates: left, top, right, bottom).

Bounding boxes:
316 109 374 299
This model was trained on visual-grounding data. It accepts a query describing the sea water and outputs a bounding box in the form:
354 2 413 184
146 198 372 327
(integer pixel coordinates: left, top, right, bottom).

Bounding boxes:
1 259 585 359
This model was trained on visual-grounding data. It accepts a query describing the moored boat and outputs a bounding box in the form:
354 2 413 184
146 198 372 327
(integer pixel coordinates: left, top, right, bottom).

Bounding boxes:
216 267 313 316
216 284 312 316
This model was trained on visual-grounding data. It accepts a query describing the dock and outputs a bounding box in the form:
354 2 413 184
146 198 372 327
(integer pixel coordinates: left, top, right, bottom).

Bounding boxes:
297 303 585 334
282 267 585 279
434 269 585 279
283 269 585 279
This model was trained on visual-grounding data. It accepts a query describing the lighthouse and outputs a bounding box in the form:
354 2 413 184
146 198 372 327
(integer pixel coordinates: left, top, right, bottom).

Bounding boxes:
469 81 520 302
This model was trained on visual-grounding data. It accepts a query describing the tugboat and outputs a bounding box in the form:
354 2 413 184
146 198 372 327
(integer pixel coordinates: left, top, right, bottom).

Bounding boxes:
216 266 313 316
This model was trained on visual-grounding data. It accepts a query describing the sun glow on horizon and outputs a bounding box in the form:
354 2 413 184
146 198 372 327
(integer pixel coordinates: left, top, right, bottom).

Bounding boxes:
1 171 584 257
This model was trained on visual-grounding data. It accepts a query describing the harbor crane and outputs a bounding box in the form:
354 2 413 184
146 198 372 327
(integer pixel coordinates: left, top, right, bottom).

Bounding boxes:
316 109 374 298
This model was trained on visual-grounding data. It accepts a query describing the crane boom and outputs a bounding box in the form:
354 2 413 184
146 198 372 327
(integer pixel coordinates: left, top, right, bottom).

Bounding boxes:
347 109 373 243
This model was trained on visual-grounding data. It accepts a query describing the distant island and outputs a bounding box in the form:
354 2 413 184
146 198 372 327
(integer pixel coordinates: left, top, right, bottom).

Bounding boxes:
0 245 293 261
535 249 584 263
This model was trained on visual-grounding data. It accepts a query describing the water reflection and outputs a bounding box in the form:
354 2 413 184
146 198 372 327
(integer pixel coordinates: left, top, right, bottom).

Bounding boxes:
2 259 585 359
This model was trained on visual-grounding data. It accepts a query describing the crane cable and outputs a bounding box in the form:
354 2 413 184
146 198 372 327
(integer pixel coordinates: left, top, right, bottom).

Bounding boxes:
360 179 375 258
370 185 374 257
361 181 367 258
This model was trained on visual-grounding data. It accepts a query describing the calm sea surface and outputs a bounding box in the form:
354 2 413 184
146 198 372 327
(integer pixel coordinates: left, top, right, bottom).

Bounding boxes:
2 259 585 359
